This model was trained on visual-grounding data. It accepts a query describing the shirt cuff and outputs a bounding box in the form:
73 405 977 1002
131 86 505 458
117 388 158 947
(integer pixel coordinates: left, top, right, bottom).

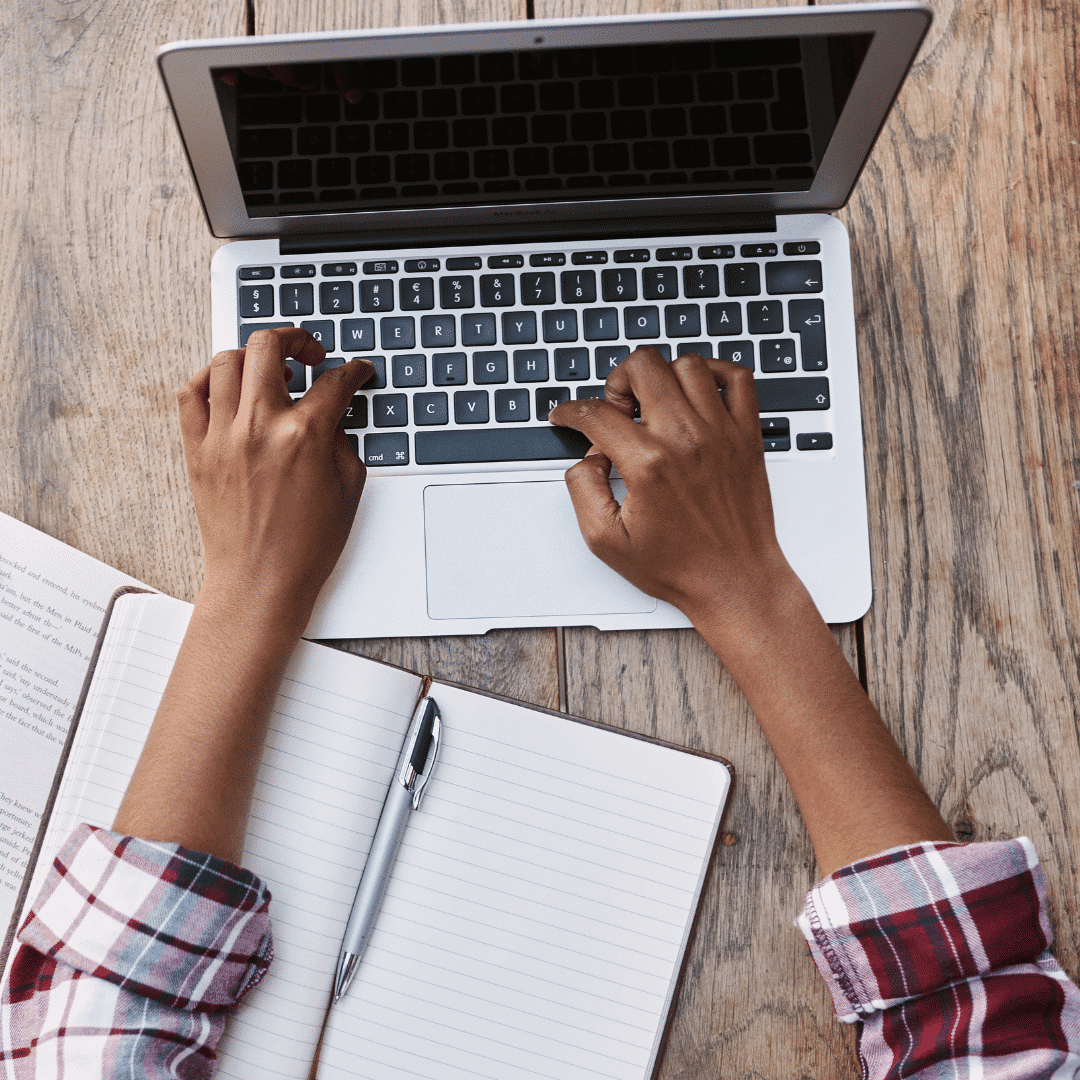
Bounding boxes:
796 837 1052 1022
18 823 273 1013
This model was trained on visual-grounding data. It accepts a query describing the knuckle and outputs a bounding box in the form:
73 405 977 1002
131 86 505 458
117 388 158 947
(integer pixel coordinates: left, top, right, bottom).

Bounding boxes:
211 349 240 368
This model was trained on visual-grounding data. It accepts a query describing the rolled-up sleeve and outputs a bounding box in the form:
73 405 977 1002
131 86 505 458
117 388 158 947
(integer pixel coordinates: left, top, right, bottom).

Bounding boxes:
797 837 1080 1078
1 823 272 1079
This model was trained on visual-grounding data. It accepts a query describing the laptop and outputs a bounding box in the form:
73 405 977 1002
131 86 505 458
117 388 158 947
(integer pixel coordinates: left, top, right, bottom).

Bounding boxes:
156 4 931 639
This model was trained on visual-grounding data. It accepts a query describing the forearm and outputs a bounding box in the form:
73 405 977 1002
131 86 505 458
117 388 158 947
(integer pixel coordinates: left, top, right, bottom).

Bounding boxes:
113 581 305 863
688 568 954 876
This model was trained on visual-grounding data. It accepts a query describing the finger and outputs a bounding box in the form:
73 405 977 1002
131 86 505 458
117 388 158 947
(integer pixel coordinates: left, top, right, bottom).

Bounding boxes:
669 352 730 426
331 427 368 511
177 365 212 449
709 358 762 438
563 453 630 566
604 347 698 430
208 349 244 426
295 357 375 437
238 328 325 415
548 397 645 471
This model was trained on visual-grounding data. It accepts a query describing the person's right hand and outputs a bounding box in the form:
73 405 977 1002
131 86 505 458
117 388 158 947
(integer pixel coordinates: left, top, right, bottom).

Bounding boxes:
548 347 798 628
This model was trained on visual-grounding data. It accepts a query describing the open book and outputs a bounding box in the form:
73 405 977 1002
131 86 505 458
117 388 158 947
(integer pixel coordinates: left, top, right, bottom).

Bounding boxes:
5 589 732 1080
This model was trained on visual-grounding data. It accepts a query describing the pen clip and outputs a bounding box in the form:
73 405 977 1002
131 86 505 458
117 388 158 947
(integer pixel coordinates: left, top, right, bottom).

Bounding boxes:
398 696 442 810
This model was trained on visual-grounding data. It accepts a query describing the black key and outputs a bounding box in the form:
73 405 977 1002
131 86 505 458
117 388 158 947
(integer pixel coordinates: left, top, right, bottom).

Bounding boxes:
311 357 345 381
561 270 596 304
520 273 556 306
284 359 306 393
239 266 274 280
602 268 638 302
421 315 456 348
577 385 605 400
380 317 415 350
530 252 565 266
320 281 354 314
415 426 591 464
433 352 467 385
789 299 827 371
706 303 742 336
720 340 754 369
373 393 408 426
536 386 570 421
514 349 549 381
766 260 823 295
440 275 475 308
239 285 274 318
683 265 720 298
360 280 395 312
455 390 489 424
698 245 734 259
747 300 783 335
338 319 374 352
364 432 409 466
783 242 820 256
642 267 679 300
300 320 335 350
759 339 797 373
740 243 776 258
361 260 397 274
342 395 368 429
404 258 440 272
495 388 530 422
624 306 660 338
414 392 449 425
595 345 630 376
725 263 761 296
676 342 713 357
488 254 524 268
392 354 427 387
657 247 692 261
473 351 508 384
761 417 789 435
754 376 830 412
446 256 482 270
280 283 314 317
281 264 316 278
461 313 497 345
491 309 534 347
582 308 619 341
652 344 672 362
797 432 833 450
399 278 435 310
360 356 387 389
571 251 607 264
323 262 358 276
614 249 650 263
763 436 790 452
480 274 516 307
542 310 578 343
665 304 700 338
554 348 590 380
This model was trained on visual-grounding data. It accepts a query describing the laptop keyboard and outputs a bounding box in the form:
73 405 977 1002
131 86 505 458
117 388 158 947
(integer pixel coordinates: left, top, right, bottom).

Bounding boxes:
236 236 833 470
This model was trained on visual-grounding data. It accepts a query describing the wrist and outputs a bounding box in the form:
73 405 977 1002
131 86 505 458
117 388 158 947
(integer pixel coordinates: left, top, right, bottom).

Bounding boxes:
195 574 311 658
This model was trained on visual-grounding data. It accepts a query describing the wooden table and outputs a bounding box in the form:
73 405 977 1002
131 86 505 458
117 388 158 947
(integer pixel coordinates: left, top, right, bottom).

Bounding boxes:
2 0 1078 1072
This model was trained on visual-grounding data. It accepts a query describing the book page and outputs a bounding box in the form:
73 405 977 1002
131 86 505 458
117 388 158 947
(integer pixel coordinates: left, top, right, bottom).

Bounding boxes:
20 591 423 1080
0 512 143 942
321 683 730 1080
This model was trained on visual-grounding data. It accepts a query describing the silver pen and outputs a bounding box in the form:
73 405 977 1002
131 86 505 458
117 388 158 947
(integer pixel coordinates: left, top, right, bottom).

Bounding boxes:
333 694 442 1004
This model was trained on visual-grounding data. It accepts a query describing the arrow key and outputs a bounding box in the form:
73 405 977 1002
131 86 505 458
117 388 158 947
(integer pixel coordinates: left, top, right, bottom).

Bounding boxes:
765 260 823 294
796 432 833 451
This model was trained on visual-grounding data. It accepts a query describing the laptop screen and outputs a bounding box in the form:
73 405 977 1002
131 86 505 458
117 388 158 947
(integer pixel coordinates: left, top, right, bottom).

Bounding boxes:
212 33 872 220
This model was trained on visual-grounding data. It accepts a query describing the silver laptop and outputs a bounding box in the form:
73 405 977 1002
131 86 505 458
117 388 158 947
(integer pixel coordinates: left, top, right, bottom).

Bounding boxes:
157 4 930 638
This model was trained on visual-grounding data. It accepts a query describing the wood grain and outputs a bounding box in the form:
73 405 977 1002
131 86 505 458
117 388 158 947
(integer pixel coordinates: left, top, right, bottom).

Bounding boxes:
0 0 247 599
256 1 525 35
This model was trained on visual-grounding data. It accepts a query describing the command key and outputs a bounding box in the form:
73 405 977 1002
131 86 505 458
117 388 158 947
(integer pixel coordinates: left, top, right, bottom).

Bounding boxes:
364 432 410 467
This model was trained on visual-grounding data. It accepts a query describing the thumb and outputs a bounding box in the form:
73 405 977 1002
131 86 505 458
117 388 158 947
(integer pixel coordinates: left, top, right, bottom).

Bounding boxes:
564 452 630 566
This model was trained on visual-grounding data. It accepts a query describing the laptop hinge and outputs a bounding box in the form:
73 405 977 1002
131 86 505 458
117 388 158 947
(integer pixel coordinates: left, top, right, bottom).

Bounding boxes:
279 213 777 255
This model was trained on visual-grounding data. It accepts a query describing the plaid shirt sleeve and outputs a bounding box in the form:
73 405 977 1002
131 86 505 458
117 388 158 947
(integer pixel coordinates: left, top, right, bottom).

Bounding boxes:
797 837 1080 1077
1 823 273 1079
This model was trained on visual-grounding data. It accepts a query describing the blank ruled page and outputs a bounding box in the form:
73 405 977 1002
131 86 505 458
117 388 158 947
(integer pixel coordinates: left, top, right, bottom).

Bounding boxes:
22 592 423 1080
321 682 730 1080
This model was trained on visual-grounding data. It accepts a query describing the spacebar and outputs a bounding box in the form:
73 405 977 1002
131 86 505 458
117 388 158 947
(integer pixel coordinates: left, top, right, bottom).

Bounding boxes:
415 426 592 465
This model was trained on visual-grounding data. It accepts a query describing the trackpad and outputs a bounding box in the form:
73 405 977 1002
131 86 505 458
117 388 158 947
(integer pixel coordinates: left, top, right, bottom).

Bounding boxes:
424 481 656 620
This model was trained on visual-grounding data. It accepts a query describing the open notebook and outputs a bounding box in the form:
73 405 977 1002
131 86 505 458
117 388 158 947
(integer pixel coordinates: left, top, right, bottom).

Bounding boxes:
5 590 732 1080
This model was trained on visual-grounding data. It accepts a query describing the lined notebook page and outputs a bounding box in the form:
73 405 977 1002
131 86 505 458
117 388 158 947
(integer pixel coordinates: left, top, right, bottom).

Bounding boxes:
321 682 730 1080
22 592 423 1080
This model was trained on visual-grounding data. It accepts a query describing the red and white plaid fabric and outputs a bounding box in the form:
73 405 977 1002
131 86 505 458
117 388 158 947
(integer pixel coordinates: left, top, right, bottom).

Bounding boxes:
798 837 1080 1077
1 824 271 1079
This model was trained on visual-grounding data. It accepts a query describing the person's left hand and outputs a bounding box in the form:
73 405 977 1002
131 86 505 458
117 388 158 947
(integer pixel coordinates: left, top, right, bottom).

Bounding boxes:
177 328 373 629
